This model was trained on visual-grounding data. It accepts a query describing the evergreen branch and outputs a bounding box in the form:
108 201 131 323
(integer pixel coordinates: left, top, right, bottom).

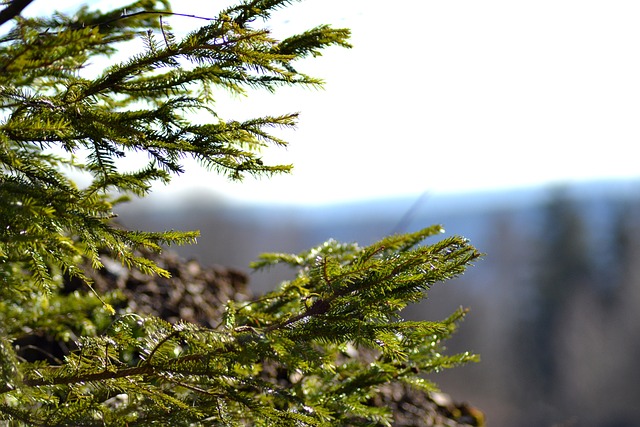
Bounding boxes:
0 403 46 427
0 1 483 424
22 364 152 387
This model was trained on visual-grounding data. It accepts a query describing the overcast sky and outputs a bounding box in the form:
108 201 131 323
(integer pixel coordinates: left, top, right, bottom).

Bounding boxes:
27 1 640 204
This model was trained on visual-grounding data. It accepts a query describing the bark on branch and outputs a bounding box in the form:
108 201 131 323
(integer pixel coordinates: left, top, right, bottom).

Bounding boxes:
0 0 35 28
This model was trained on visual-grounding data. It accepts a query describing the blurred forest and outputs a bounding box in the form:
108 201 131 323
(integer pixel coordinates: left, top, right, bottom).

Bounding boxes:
118 179 640 427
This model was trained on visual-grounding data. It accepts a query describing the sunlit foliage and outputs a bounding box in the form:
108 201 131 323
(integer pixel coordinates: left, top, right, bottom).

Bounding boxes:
0 1 480 425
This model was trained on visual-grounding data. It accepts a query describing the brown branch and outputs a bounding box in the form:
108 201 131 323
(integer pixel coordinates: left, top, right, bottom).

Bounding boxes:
159 15 170 48
21 334 230 388
159 373 221 397
96 10 219 29
23 364 153 387
264 298 332 333
0 0 35 28
0 9 221 43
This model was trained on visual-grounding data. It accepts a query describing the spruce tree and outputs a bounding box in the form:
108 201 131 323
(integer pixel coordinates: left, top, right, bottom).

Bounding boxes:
0 1 482 425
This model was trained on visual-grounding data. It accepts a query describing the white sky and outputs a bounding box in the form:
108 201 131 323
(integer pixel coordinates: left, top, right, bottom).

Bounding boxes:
26 1 640 204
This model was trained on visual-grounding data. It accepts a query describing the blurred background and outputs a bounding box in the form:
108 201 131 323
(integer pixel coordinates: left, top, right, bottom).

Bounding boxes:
29 0 640 425
117 181 640 427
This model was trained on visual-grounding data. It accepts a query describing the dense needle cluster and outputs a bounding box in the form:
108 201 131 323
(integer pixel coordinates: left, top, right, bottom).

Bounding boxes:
0 1 481 425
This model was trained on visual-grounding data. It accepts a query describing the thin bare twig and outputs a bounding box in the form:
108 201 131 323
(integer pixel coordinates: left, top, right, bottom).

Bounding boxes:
98 10 219 28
